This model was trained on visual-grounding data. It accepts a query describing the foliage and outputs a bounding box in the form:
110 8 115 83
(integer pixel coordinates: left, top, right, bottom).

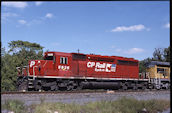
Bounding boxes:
1 99 26 113
152 46 170 62
1 47 6 56
8 40 44 67
139 57 152 73
139 46 170 73
163 46 170 62
1 97 169 113
152 48 164 61
1 40 44 91
8 40 43 53
25 97 170 113
1 54 18 91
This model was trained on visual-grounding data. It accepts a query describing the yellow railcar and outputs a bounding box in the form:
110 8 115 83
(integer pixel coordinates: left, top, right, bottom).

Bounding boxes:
146 61 170 89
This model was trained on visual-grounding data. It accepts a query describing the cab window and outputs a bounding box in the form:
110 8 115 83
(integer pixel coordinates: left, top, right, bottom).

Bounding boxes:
60 57 68 64
44 53 54 60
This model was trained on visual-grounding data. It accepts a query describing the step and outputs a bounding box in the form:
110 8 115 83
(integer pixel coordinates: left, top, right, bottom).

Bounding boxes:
28 82 33 84
28 78 34 80
28 86 34 88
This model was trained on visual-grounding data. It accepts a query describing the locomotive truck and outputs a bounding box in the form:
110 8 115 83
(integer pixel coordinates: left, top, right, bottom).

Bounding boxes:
16 51 170 91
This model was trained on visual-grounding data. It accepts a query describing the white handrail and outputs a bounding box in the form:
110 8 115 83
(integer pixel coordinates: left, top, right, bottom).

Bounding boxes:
33 66 38 80
43 60 47 67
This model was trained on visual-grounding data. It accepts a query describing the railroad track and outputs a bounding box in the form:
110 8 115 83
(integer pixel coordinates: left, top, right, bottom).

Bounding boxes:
1 90 105 95
1 89 168 95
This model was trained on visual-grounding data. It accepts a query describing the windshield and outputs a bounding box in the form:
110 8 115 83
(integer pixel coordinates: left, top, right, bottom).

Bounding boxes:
44 53 54 60
44 56 53 60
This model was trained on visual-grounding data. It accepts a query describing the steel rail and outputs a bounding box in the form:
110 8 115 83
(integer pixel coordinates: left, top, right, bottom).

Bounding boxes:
1 89 168 95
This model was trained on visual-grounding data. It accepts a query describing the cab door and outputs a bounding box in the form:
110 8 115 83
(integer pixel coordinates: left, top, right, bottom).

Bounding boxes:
44 53 57 76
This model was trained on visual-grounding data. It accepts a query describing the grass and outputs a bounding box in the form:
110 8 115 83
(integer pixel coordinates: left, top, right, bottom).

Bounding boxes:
1 99 26 113
1 97 170 113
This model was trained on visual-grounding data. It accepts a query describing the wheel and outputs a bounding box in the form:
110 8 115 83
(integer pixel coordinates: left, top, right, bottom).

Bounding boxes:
133 85 138 90
142 85 146 90
67 85 74 91
76 82 83 90
67 81 75 91
122 84 128 90
50 85 59 91
72 82 78 91
155 85 161 90
148 84 153 89
165 83 169 90
35 84 42 91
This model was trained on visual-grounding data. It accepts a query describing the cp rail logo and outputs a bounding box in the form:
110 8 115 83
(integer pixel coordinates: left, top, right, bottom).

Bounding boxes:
87 62 116 72
30 61 35 67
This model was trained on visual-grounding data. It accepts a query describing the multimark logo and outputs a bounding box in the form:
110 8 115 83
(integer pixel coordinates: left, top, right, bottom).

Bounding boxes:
87 61 117 72
111 64 116 72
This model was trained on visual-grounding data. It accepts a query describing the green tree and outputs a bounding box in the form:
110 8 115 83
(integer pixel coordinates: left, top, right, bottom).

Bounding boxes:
139 46 170 73
8 40 44 67
139 57 152 73
1 40 44 91
8 40 43 53
152 46 170 62
1 47 6 56
163 46 170 62
1 53 18 91
152 48 164 61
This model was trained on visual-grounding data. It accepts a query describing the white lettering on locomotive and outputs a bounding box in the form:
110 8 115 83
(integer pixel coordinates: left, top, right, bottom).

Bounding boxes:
58 65 70 71
106 64 112 72
87 62 95 68
111 64 116 72
95 62 106 68
87 61 116 72
95 68 105 72
30 61 35 67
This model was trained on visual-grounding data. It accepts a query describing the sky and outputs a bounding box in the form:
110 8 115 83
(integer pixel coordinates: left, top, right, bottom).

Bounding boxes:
1 1 170 61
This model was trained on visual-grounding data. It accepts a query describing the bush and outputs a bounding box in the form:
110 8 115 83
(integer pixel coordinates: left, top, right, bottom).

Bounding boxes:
2 99 26 113
2 97 170 113
33 97 170 113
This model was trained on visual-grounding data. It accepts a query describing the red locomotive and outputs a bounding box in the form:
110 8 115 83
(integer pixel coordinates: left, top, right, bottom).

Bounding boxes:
16 51 165 91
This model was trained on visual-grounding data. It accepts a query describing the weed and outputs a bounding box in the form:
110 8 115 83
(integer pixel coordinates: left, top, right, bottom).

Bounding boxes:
39 96 46 104
2 99 26 113
2 97 170 113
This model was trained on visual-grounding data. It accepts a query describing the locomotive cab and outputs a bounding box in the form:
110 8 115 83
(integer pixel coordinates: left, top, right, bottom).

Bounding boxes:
18 52 57 77
42 52 57 76
44 52 56 63
43 52 71 77
18 52 72 78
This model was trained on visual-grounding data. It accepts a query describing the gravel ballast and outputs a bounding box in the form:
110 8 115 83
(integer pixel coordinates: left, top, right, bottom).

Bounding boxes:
1 90 170 106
